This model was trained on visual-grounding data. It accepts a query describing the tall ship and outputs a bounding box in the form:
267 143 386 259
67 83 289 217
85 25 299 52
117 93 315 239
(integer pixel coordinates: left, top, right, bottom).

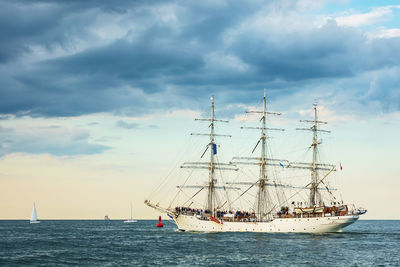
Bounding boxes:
145 93 366 233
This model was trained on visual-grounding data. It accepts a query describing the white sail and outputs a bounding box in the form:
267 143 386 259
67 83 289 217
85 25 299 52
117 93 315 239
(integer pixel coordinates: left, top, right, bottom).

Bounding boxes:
30 203 40 223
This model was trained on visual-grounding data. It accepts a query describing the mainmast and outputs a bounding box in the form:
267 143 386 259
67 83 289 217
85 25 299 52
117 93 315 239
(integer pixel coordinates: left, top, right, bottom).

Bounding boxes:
257 92 268 220
232 90 284 220
208 96 216 212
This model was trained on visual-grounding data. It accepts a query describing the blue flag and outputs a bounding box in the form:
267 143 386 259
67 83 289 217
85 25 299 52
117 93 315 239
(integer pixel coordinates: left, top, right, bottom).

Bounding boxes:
213 143 217 155
279 162 284 168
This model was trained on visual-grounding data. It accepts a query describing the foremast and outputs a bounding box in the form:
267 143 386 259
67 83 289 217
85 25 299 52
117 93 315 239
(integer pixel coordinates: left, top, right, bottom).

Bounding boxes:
310 104 320 206
145 97 237 216
179 96 237 215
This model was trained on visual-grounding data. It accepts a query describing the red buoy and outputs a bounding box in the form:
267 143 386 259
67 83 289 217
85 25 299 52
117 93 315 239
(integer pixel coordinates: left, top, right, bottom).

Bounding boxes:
156 216 163 227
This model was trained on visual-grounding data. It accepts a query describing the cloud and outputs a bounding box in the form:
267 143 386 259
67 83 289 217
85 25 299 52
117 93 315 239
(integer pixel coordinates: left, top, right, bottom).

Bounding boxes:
116 120 139 129
334 6 400 27
162 109 202 119
297 105 353 123
0 1 399 119
0 124 109 157
366 28 400 39
116 119 160 129
363 66 400 111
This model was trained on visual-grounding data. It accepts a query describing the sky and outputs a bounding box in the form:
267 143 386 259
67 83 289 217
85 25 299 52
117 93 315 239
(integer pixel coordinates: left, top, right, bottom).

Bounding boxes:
0 0 399 220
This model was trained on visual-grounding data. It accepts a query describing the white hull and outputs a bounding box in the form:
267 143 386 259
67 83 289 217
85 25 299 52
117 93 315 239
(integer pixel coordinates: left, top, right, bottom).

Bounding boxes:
124 219 137 223
172 214 359 233
30 220 40 224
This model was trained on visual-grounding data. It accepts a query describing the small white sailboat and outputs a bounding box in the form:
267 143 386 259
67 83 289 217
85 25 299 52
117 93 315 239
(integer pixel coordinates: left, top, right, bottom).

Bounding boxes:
30 203 40 224
124 202 137 223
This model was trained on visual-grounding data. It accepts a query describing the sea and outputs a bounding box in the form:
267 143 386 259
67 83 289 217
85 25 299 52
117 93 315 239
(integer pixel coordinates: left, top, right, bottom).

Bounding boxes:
0 220 399 266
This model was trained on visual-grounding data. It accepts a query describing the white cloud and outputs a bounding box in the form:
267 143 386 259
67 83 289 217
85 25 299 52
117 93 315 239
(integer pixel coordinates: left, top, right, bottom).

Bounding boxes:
162 109 202 119
297 105 353 123
335 5 400 27
125 109 201 121
0 122 108 156
234 108 260 122
204 52 250 72
366 28 400 39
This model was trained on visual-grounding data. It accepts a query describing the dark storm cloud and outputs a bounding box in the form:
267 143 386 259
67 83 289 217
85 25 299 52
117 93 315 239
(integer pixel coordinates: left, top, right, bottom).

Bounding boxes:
0 0 163 62
228 19 400 81
0 1 87 63
1 0 400 117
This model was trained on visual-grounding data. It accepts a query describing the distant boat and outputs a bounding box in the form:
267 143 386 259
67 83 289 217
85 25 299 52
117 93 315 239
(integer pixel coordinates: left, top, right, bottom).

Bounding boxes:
30 203 40 224
124 202 137 223
104 215 110 220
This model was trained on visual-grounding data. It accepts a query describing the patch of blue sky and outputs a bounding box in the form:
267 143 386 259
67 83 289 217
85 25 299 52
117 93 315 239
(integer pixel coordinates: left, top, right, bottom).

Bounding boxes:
321 0 398 13
306 1 400 32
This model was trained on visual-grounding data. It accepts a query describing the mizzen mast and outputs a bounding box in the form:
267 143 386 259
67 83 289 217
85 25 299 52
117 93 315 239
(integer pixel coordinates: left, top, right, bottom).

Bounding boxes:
292 103 333 206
